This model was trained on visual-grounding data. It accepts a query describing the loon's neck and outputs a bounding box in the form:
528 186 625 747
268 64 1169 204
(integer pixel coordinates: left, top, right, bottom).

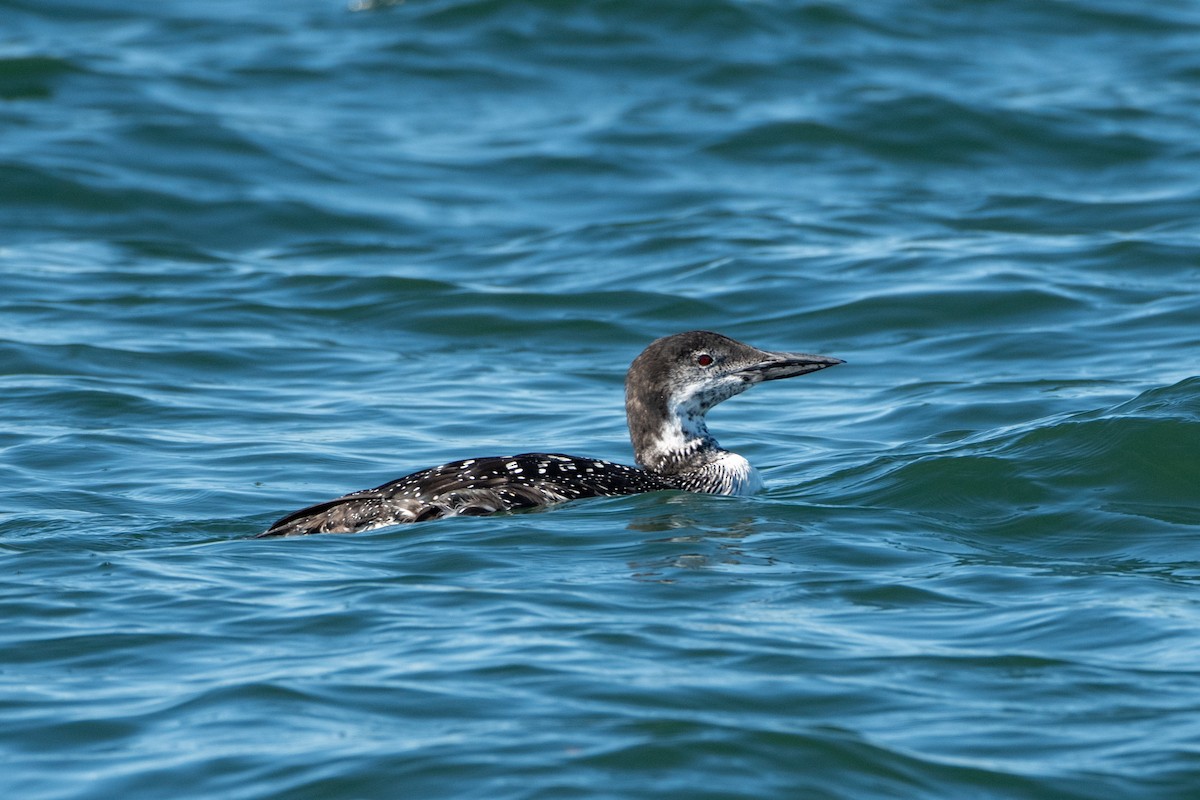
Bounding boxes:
625 383 762 495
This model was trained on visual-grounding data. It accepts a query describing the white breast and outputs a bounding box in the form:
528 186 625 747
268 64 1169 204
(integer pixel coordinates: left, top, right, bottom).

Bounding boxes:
710 451 763 495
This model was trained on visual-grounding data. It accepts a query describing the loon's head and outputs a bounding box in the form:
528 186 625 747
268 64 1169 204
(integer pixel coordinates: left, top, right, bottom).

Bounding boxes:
624 330 843 475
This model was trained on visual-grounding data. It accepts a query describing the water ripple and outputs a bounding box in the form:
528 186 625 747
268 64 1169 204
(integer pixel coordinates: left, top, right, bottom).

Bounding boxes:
3 0 1200 797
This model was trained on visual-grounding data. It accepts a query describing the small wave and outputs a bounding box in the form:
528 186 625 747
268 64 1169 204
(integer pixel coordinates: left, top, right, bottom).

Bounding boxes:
0 54 78 100
823 377 1200 534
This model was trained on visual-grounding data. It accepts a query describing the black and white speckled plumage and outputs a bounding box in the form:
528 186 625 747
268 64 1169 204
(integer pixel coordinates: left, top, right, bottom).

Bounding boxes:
259 331 842 537
259 454 672 537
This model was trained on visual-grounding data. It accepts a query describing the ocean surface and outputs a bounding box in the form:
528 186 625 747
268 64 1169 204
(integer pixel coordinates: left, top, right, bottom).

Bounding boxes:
3 1 1199 797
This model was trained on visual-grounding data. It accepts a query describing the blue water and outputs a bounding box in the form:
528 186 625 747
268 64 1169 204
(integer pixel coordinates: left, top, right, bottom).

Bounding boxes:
3 1 1200 797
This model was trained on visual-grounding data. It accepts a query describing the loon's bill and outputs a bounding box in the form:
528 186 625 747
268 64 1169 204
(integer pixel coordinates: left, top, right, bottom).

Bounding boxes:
258 330 842 537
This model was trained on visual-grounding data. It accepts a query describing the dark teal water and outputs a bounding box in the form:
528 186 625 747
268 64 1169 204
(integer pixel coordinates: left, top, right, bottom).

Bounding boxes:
3 1 1200 797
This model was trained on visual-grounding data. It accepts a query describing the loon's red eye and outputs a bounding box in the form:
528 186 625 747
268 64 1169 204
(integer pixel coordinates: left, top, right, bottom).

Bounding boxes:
696 353 714 367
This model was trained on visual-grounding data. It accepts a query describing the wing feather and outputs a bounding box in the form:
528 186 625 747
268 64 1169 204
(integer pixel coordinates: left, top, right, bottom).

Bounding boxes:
258 453 671 537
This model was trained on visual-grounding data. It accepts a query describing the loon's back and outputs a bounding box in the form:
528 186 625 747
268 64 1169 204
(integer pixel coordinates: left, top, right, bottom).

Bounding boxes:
258 453 671 537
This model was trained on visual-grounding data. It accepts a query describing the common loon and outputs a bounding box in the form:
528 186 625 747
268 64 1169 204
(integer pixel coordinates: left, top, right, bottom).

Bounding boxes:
258 331 842 537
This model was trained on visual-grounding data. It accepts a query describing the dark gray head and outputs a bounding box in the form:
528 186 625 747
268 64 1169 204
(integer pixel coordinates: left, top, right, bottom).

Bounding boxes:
624 330 843 475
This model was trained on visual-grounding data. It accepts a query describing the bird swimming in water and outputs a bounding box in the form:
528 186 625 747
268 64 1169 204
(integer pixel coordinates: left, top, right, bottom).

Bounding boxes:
258 330 842 537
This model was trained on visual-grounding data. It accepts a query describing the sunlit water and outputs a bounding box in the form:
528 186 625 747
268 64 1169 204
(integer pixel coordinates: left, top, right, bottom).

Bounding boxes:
3 1 1199 798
